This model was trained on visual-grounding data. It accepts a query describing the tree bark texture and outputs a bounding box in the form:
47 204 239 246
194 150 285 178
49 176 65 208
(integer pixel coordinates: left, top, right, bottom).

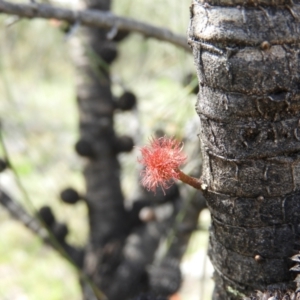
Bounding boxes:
70 1 203 299
70 0 131 298
189 1 300 299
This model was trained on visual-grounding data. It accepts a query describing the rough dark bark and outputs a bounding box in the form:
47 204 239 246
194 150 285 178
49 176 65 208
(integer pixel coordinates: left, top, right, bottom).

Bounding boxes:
189 1 300 299
69 1 131 299
70 1 195 299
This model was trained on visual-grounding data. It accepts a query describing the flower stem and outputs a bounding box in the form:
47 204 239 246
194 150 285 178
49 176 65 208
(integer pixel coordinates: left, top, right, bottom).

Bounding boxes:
178 170 203 190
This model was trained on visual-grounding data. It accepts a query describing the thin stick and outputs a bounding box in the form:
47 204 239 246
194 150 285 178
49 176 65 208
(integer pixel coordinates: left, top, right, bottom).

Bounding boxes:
0 127 107 300
178 170 203 190
0 127 36 211
0 0 190 51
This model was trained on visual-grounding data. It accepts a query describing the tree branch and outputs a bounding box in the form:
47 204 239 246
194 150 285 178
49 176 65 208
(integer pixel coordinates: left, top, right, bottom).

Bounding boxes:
0 0 190 51
0 189 47 238
0 189 84 267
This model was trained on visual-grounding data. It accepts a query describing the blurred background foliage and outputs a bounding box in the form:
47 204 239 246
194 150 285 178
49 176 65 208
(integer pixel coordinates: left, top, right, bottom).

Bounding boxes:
0 0 213 299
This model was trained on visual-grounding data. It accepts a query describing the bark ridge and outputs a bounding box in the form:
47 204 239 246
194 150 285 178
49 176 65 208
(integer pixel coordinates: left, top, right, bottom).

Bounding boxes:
189 1 300 298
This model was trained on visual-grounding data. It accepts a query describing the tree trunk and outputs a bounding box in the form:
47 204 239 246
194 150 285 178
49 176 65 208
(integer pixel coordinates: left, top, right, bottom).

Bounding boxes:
189 1 300 299
70 0 131 298
70 1 204 299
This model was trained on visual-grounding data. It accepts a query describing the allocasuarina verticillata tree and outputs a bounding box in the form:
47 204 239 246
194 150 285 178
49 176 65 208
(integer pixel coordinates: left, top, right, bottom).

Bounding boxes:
188 0 300 299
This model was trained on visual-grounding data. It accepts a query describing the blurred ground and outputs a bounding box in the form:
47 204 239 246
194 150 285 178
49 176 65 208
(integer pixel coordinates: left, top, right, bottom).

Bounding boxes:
0 206 213 300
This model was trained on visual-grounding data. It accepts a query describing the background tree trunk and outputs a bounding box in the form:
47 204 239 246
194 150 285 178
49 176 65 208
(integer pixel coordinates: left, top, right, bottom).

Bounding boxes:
0 1 207 299
189 1 300 299
70 1 205 299
70 0 130 298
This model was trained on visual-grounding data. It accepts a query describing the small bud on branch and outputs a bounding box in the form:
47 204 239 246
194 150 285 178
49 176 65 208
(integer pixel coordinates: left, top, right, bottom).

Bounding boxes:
138 136 202 193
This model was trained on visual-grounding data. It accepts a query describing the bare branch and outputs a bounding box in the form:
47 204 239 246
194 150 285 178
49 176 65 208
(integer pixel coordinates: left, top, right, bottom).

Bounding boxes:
0 189 84 267
0 0 190 51
0 189 47 238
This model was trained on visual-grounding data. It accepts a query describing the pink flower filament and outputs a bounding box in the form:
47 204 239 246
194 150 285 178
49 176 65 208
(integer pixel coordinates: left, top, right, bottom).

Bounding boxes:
138 136 187 193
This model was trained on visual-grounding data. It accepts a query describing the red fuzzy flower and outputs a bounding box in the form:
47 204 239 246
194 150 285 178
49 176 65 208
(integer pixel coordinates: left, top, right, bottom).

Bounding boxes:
138 136 187 193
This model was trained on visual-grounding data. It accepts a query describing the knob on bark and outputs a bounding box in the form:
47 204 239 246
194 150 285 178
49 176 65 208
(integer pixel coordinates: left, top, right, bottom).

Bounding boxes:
75 139 95 158
52 222 69 243
117 91 137 111
113 135 134 153
60 188 81 204
38 206 55 227
99 46 118 64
